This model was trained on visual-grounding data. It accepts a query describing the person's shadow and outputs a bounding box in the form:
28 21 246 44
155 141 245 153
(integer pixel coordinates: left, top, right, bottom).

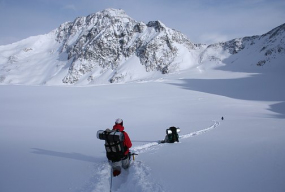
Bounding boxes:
31 148 103 162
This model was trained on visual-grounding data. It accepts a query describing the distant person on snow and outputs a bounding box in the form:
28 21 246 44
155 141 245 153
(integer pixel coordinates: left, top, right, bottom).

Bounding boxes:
109 118 132 176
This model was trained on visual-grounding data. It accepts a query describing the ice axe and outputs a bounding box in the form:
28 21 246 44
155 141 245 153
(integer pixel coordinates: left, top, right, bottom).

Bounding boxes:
130 153 138 160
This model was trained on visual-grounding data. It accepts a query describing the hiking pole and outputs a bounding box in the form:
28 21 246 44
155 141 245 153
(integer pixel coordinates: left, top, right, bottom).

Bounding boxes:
110 166 113 192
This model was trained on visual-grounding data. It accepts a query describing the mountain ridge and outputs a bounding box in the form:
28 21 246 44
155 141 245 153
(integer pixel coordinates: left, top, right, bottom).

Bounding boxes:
55 8 197 84
0 9 284 85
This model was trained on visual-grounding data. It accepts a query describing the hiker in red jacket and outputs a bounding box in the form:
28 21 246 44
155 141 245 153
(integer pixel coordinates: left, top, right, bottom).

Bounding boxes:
111 118 132 176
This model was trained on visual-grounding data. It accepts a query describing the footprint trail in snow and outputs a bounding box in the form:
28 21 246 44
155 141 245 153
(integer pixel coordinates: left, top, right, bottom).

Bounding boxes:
92 120 220 192
133 120 220 154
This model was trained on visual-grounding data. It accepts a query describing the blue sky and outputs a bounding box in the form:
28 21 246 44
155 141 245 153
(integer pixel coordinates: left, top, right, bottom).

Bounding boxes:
0 0 284 45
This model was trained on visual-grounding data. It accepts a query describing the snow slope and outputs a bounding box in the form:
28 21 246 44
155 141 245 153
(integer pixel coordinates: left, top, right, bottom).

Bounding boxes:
1 64 285 192
0 9 283 86
0 8 285 192
0 9 199 85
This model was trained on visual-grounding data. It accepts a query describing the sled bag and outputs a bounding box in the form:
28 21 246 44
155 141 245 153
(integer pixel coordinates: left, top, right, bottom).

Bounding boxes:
97 130 124 142
166 127 180 143
166 127 181 134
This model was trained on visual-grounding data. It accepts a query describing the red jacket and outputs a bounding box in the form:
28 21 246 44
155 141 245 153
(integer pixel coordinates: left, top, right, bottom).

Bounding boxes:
113 124 132 155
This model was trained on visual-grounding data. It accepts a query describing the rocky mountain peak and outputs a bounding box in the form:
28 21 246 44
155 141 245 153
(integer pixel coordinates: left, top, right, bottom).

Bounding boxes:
147 20 166 32
0 9 283 86
56 9 135 44
199 23 285 68
263 23 285 39
52 9 197 84
100 8 127 16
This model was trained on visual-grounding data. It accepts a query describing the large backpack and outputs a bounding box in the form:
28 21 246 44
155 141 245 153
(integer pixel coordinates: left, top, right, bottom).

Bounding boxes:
97 129 125 162
166 127 180 143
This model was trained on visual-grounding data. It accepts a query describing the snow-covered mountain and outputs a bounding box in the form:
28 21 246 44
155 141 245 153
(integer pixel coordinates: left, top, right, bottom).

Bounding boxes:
199 23 285 72
0 8 284 85
1 9 285 192
56 9 198 84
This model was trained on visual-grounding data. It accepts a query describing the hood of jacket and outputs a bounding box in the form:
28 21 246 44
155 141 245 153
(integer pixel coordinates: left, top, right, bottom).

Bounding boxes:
113 124 124 132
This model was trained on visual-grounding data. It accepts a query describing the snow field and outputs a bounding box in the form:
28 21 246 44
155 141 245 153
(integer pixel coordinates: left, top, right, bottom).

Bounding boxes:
1 70 285 192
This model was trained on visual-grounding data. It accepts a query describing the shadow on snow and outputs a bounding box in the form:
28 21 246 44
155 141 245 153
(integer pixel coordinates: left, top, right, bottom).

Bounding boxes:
170 73 285 118
31 148 103 163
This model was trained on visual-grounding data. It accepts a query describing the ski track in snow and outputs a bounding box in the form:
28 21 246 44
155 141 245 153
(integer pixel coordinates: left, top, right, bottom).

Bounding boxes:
91 161 163 192
91 162 111 192
133 120 220 154
179 120 220 139
93 120 220 192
